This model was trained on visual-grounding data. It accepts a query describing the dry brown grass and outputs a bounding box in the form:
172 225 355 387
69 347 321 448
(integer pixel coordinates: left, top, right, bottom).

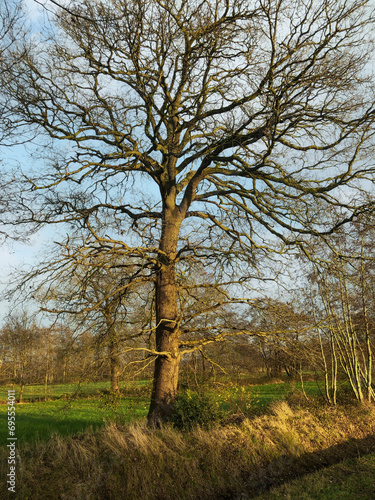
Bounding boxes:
2 401 375 499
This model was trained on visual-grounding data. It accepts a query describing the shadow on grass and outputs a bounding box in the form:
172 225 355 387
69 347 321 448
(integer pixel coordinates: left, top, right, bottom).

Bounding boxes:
244 433 375 498
1 412 105 445
0 397 149 446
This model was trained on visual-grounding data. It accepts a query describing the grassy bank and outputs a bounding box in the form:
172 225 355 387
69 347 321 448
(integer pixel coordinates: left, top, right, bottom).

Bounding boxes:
1 401 375 499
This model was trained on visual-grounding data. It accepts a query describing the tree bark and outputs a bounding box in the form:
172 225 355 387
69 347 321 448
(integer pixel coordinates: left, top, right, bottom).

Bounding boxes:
105 308 121 396
109 339 120 395
44 360 49 402
19 383 24 404
148 208 182 424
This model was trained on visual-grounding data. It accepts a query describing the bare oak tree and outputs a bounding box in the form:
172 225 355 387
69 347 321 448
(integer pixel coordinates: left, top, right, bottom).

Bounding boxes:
3 0 375 422
35 248 154 394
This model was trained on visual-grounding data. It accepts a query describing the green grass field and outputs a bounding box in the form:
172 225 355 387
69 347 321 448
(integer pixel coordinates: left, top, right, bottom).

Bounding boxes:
214 379 323 410
0 397 150 444
0 380 155 445
0 379 151 402
0 378 323 446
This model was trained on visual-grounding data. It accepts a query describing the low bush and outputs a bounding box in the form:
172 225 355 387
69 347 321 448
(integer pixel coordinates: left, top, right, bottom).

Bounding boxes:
169 390 226 429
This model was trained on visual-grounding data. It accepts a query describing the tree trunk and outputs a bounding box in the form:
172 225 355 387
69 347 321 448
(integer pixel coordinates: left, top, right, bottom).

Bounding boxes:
148 209 181 425
147 335 180 423
19 383 25 404
109 340 120 395
104 307 121 396
44 360 49 402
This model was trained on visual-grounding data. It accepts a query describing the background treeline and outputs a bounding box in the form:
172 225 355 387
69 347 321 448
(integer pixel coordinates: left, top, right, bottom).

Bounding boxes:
2 220 375 404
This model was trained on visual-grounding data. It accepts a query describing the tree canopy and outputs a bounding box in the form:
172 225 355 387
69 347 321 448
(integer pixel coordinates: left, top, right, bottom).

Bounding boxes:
2 0 375 422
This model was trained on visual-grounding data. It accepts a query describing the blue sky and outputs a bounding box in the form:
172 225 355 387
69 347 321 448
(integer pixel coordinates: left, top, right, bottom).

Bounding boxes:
1 0 374 324
0 0 52 323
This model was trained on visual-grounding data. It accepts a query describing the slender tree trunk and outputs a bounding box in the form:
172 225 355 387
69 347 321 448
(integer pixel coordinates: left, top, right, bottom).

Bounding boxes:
360 244 373 402
19 383 25 403
148 209 182 424
109 340 120 395
319 330 331 404
104 308 121 396
331 335 338 405
298 363 309 401
44 359 49 402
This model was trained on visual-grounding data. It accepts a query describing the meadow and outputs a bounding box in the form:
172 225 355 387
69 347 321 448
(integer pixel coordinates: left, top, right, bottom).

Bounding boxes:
0 377 322 444
1 377 375 499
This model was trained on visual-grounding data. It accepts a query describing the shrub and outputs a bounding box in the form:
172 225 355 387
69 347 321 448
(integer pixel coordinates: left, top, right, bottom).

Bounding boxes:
169 390 225 429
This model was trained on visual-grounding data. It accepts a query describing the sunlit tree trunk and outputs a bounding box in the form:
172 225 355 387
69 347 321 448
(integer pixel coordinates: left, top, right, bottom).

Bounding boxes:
148 208 182 424
109 339 120 395
19 381 24 404
44 358 49 401
360 241 374 402
105 310 121 396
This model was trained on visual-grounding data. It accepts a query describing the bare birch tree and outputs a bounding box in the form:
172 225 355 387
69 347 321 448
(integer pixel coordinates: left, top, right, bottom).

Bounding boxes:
306 221 375 403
